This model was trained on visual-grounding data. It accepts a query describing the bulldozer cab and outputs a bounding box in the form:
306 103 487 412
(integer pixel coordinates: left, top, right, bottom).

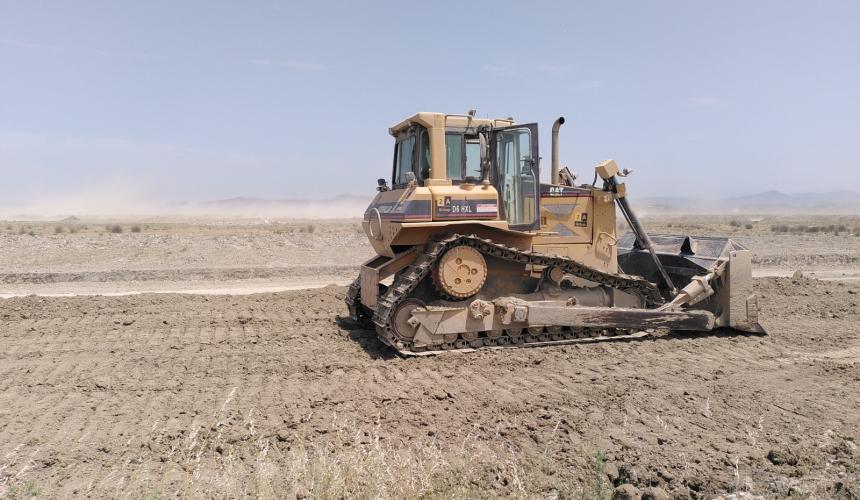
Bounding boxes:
390 126 488 187
388 118 539 231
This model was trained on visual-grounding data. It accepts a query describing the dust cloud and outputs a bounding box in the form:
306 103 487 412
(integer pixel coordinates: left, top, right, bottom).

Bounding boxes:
0 188 371 220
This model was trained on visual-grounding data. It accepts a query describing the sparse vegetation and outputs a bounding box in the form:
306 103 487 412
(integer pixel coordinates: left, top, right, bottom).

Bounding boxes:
771 224 850 235
744 223 753 230
130 225 142 233
300 224 317 234
729 219 741 227
107 224 123 234
54 225 65 234
585 449 610 500
25 480 40 497
1 479 41 499
278 432 508 498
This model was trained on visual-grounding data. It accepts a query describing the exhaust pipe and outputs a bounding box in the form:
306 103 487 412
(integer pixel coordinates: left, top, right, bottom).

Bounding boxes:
551 116 565 184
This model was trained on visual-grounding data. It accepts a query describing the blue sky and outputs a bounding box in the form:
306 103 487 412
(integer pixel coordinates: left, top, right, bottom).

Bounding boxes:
1 0 858 205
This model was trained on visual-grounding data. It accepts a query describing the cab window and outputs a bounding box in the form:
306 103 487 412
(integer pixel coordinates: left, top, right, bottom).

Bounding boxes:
393 135 415 186
446 133 482 181
418 128 431 181
465 138 481 178
445 133 463 180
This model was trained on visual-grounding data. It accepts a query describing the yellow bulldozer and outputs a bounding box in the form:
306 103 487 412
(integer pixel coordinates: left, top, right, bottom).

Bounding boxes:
346 111 764 354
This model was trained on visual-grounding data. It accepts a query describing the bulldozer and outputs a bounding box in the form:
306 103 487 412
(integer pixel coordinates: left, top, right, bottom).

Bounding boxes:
346 111 764 354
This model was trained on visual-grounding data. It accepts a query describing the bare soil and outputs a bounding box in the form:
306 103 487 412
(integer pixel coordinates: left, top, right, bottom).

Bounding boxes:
0 215 858 297
0 219 372 297
1 277 858 499
0 216 858 498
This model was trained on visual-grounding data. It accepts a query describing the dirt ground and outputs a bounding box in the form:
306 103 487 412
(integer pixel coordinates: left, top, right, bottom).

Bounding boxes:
0 216 858 499
0 219 371 297
0 215 858 297
1 278 858 499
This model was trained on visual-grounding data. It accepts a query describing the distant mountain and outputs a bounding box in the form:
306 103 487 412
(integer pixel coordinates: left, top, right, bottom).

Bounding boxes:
727 190 792 205
791 191 860 204
635 190 860 214
0 193 375 219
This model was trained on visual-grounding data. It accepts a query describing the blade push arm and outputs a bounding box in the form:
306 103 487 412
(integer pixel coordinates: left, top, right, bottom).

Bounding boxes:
597 160 678 296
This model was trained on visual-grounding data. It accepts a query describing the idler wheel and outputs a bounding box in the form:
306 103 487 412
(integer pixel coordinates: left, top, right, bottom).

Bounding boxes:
434 245 488 299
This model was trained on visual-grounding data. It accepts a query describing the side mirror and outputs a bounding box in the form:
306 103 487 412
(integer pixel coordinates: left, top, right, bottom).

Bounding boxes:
377 178 389 192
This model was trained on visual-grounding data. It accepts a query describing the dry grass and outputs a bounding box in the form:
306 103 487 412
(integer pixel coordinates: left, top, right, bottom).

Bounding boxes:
0 479 40 499
160 414 535 499
585 450 611 500
44 404 605 500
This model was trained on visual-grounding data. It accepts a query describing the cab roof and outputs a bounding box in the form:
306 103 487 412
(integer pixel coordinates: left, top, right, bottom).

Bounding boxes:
388 112 516 136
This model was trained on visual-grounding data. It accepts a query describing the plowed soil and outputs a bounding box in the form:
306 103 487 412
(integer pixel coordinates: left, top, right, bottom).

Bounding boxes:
1 276 858 499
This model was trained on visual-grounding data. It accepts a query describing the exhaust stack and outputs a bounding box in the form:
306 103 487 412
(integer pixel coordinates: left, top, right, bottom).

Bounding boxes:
551 116 565 184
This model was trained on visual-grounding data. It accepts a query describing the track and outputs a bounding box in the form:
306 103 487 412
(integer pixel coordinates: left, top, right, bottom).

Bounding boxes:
347 234 664 354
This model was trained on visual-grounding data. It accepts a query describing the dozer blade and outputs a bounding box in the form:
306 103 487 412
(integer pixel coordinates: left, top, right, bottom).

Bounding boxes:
617 233 765 334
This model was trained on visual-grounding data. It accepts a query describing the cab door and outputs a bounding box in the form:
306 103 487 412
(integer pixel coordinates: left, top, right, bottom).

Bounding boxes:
490 124 540 231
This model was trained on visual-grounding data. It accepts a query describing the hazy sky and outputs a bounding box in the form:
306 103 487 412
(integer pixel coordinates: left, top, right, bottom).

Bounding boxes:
1 0 858 206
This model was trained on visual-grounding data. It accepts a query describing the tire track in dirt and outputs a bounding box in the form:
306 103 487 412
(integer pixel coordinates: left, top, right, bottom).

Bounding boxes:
0 279 857 498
